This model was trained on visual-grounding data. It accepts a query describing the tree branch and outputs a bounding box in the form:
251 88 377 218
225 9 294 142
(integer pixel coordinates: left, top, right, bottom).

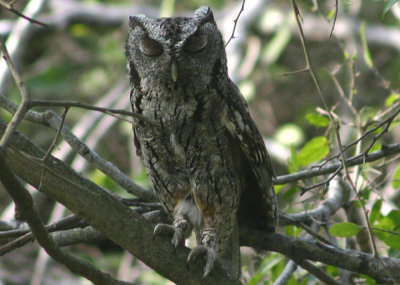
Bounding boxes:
240 231 400 283
0 0 48 27
0 95 153 201
0 117 240 285
274 143 400 185
1 118 400 283
0 150 132 285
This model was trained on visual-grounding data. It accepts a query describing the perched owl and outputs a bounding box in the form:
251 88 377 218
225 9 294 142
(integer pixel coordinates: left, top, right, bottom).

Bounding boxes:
125 6 277 279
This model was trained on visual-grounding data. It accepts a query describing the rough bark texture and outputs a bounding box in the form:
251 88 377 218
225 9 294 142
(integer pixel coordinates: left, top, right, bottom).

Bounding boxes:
1 117 400 283
0 118 241 285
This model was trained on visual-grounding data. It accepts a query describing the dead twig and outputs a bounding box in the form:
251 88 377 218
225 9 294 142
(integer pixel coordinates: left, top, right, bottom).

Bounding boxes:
0 0 48 27
225 0 246 47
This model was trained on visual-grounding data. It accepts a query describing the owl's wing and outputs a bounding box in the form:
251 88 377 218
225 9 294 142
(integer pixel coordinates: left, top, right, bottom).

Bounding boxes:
224 81 277 232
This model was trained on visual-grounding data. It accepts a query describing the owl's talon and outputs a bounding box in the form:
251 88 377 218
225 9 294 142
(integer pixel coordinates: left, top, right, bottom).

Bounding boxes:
153 223 174 238
187 245 217 279
153 223 185 248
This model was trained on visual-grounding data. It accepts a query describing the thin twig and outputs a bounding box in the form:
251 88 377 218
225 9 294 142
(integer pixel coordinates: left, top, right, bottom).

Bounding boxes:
335 124 377 257
0 0 49 27
371 227 400 236
319 104 400 168
39 107 69 190
274 142 400 185
297 259 341 285
0 36 30 148
289 2 396 282
0 215 87 256
28 99 157 128
0 97 153 200
298 221 336 246
329 0 338 38
0 231 33 256
225 0 246 47
300 165 342 193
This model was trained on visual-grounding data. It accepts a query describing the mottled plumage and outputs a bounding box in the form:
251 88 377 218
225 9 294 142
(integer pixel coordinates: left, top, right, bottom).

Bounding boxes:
125 7 277 279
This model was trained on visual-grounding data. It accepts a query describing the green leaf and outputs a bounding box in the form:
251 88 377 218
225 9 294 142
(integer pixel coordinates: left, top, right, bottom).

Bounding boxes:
377 216 396 230
69 23 90 37
352 199 362 208
385 93 400 107
344 51 350 61
326 265 339 278
274 184 285 194
393 162 400 189
360 274 378 285
298 278 309 285
247 273 264 285
306 112 330 127
297 136 330 167
360 22 374 68
329 222 362 237
249 253 283 284
370 199 382 225
384 0 399 14
368 144 381 153
387 210 400 226
288 144 299 173
327 7 337 20
384 234 400 249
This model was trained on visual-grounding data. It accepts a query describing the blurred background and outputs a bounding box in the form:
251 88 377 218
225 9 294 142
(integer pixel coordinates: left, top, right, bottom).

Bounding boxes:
0 0 399 284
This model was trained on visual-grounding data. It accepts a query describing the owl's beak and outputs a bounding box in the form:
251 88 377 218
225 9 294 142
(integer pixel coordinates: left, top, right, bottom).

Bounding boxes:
171 62 178 82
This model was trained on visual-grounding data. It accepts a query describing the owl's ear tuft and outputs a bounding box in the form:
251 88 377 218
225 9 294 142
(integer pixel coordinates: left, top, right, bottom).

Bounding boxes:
129 15 146 30
194 6 214 24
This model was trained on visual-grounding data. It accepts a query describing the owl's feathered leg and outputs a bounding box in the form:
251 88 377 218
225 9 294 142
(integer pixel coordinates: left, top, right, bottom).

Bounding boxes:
187 213 240 279
153 196 198 248
187 219 218 279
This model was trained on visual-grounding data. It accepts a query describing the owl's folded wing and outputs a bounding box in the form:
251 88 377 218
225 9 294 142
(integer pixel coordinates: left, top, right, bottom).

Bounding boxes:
223 81 277 232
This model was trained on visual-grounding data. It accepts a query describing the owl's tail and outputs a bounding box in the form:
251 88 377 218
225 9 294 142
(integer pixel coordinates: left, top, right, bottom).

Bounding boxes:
218 219 241 279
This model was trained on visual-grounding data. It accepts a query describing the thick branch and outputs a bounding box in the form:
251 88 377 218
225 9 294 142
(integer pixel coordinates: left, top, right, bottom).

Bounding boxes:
240 231 400 283
0 150 130 285
281 176 346 225
0 118 240 285
1 117 400 282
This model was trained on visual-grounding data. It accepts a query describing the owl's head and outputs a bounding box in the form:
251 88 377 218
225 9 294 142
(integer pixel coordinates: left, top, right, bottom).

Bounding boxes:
125 7 227 93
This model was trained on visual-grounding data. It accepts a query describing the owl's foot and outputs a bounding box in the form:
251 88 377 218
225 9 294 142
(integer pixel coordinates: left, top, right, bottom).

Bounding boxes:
187 245 217 279
153 223 185 248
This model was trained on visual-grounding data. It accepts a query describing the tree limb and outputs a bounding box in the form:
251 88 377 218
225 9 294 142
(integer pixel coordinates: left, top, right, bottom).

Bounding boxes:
0 150 132 285
0 118 240 285
1 118 400 283
0 95 153 201
240 231 400 283
274 143 400 184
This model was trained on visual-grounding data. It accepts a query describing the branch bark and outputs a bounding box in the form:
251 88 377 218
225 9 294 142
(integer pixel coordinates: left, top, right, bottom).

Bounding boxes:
240 231 400 283
1 116 400 283
0 118 240 285
0 150 131 285
274 143 400 184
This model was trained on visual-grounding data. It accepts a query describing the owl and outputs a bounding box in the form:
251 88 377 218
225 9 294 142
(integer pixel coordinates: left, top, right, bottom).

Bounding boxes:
125 6 277 279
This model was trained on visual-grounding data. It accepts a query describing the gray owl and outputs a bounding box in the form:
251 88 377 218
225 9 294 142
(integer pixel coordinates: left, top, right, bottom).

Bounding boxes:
125 6 277 280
